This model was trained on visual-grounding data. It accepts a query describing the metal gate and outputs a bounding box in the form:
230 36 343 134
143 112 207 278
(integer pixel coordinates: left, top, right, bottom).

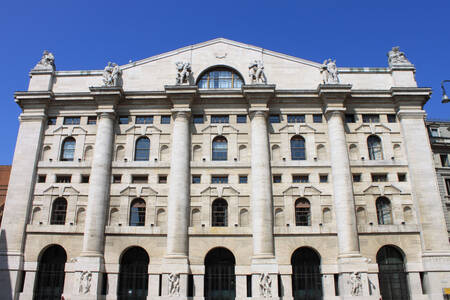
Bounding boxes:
117 247 149 300
204 248 236 300
292 248 322 300
378 263 409 300
33 263 66 300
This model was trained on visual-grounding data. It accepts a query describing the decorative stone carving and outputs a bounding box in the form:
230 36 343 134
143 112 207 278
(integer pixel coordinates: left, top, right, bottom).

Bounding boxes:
33 50 55 71
168 272 180 296
259 273 272 297
79 271 92 294
349 271 362 296
321 59 339 84
249 60 267 84
102 62 122 87
175 62 192 85
387 46 411 67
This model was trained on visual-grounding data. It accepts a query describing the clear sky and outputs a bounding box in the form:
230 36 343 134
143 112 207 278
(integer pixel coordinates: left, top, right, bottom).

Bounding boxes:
1 0 449 165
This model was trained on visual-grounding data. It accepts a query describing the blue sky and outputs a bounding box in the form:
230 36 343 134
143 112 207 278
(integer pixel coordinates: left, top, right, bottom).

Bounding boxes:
1 0 449 164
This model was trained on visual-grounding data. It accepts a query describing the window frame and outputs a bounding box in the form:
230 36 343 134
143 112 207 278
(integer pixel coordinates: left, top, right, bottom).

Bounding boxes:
160 115 171 124
212 136 228 161
211 198 228 227
287 114 306 123
198 68 244 89
291 135 306 160
135 137 150 161
135 116 154 124
63 117 80 125
295 198 311 226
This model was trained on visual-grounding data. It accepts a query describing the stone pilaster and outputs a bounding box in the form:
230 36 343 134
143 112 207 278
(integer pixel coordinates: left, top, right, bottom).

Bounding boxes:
0 92 50 300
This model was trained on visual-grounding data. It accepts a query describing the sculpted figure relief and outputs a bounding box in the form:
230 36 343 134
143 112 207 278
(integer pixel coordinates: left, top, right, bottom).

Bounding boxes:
259 273 272 298
79 271 92 294
175 62 192 85
349 271 362 296
168 272 180 296
33 50 55 71
249 60 267 84
102 62 122 87
321 58 339 84
387 46 411 67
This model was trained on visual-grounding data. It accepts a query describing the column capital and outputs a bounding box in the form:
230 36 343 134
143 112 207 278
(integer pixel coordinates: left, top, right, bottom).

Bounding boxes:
171 108 191 120
323 107 346 120
96 110 116 120
248 107 269 120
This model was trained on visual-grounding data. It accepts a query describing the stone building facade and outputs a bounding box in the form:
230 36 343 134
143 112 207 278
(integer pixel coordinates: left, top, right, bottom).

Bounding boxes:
427 120 450 239
1 38 449 300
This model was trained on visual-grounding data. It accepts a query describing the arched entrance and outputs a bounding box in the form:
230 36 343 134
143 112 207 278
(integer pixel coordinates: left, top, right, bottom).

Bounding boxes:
377 245 409 300
33 244 67 300
117 246 149 300
291 247 322 300
204 247 236 300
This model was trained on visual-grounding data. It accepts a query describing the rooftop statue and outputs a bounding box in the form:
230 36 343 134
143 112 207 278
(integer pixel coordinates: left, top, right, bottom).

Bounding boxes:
102 62 122 87
249 60 267 84
387 46 412 67
321 58 339 84
33 50 55 71
175 62 192 85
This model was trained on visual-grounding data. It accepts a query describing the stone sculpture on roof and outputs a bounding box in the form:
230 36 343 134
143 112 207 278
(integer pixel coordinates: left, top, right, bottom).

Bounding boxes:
387 46 412 67
321 58 339 84
175 62 192 85
102 62 122 87
33 50 55 71
249 60 267 84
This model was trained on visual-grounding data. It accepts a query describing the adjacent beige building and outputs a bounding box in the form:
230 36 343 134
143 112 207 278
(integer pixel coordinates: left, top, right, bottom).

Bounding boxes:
1 38 449 300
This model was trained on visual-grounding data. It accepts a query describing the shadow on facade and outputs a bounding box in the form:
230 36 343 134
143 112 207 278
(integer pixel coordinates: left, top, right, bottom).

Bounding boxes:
0 229 13 300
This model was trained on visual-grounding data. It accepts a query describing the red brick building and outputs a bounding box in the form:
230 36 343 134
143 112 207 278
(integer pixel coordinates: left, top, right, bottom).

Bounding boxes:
0 165 11 225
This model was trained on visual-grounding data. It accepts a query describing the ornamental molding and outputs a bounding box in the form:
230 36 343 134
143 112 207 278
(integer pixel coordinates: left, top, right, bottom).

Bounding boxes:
279 123 317 134
120 185 158 197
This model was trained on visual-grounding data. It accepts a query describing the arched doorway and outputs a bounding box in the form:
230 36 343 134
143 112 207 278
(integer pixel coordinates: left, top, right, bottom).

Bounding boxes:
204 247 236 300
291 247 322 300
33 245 67 300
377 245 409 300
117 247 149 300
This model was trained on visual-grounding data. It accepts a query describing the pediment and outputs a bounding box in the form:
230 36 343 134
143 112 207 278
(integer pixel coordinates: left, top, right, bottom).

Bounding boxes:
283 185 322 196
42 185 79 196
125 124 162 135
120 185 158 197
201 124 239 134
200 185 240 197
52 125 87 135
354 124 391 134
363 184 402 195
279 124 317 134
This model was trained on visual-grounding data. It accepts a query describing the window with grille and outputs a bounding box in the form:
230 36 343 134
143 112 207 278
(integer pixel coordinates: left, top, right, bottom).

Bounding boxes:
56 175 71 183
236 115 247 123
212 199 228 226
372 173 387 182
295 198 311 226
118 247 149 299
50 198 67 225
376 197 392 225
193 114 204 124
192 175 201 184
212 136 227 161
293 175 309 183
211 175 228 184
368 135 383 160
136 116 153 124
60 137 76 161
239 175 248 184
160 115 171 124
362 114 380 123
129 198 146 226
135 137 150 161
118 116 129 124
211 115 229 124
87 116 97 125
313 114 323 123
198 68 243 89
291 136 306 160
387 114 397 123
63 117 80 125
345 114 356 123
377 246 409 300
47 117 57 125
269 114 281 123
287 114 305 123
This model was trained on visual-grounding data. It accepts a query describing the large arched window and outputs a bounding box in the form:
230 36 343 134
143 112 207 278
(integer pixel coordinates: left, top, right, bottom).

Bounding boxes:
212 198 228 227
34 245 67 300
60 137 76 161
50 197 67 225
118 247 149 300
212 136 227 161
204 247 236 299
368 135 383 160
291 135 306 160
198 67 244 89
376 197 392 225
129 198 146 226
377 246 409 300
135 137 150 161
295 198 311 226
291 247 322 300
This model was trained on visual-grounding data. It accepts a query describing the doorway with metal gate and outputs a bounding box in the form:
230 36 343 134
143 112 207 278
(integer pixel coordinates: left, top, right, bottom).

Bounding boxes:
204 247 236 300
291 247 323 300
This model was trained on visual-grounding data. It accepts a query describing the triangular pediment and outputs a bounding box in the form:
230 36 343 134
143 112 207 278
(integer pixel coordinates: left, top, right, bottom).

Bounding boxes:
279 124 317 134
52 125 87 135
363 184 402 195
125 124 162 135
201 124 239 134
200 185 240 197
120 185 158 197
354 124 391 134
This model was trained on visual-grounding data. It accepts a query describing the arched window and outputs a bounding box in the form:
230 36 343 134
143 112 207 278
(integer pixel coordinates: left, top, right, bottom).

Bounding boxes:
198 67 244 89
60 137 75 161
377 246 409 300
295 198 311 226
291 135 306 160
34 245 67 300
118 247 149 299
291 247 322 299
204 248 236 299
212 198 228 227
135 137 150 161
368 135 383 160
50 198 67 225
212 136 227 161
129 198 146 226
376 197 392 225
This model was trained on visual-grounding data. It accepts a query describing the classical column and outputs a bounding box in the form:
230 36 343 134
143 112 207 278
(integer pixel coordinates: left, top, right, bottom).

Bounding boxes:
0 93 49 300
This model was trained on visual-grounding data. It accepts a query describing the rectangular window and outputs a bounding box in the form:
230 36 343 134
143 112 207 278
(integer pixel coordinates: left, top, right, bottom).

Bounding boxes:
287 114 305 123
236 115 247 123
160 115 171 124
387 114 397 123
47 117 57 125
273 175 282 183
113 174 122 183
193 114 204 124
132 175 148 184
372 173 388 182
211 115 229 123
63 117 80 125
440 154 450 167
362 114 380 123
446 179 450 195
37 174 46 183
269 114 281 123
430 128 439 137
118 116 129 124
239 175 248 184
87 116 97 125
293 175 309 183
136 116 153 124
352 174 361 182
56 175 71 183
319 174 328 183
211 175 228 184
81 175 90 183
192 175 201 184
398 173 407 182
158 175 167 184
313 114 323 123
345 114 356 123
